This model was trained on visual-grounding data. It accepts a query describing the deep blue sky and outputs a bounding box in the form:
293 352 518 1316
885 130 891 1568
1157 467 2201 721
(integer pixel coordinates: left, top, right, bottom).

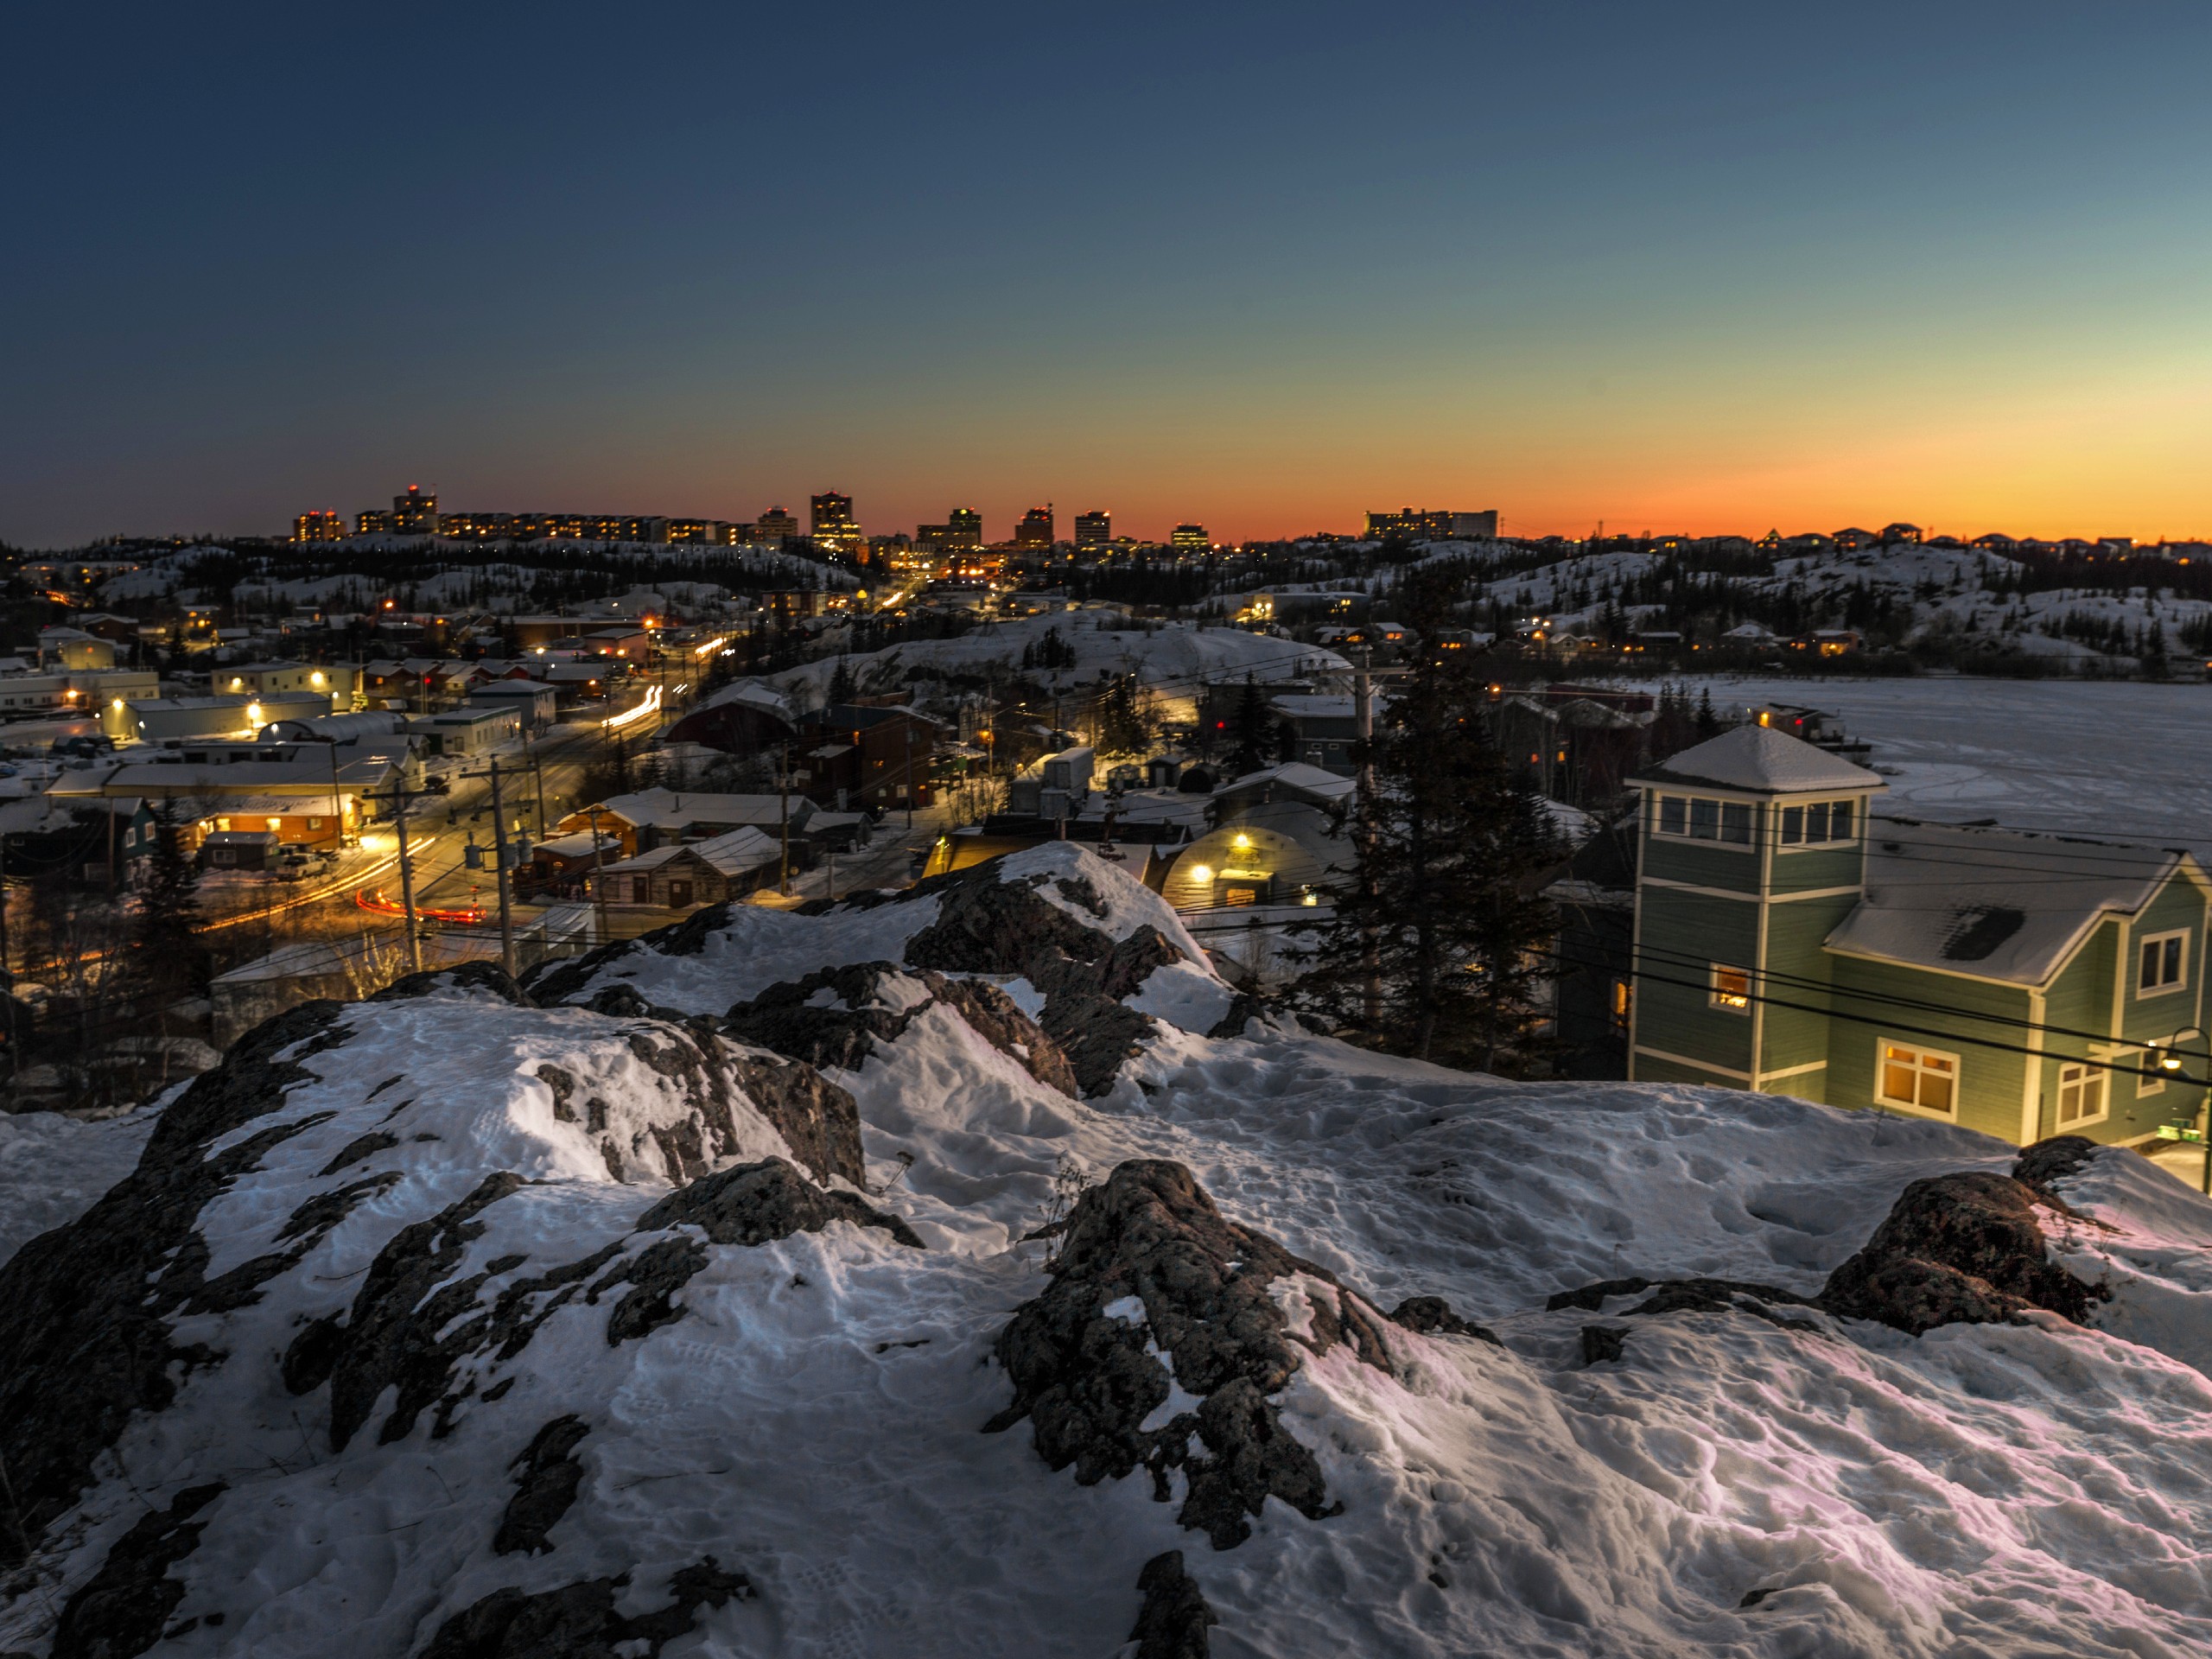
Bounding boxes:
6 2 2211 546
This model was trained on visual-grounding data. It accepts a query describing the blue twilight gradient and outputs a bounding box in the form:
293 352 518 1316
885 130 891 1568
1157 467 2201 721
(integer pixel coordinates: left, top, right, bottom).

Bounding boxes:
5 2 2212 547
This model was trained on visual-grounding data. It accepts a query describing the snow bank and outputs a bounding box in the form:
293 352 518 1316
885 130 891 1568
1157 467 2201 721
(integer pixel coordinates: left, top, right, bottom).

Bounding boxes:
3 850 2211 1656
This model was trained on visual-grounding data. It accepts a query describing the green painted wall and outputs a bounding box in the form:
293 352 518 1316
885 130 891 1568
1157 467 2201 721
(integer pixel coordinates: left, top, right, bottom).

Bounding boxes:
1632 885 1757 1078
1819 957 2031 1141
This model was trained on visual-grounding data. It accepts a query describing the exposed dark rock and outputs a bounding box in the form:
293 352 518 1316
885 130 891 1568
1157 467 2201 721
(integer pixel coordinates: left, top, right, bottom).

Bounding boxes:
1545 1274 1811 1315
48 1484 225 1659
1389 1296 1501 1344
321 1172 529 1449
1039 994 1159 1097
0 1001 343 1561
591 1159 923 1345
1580 1325 1627 1365
2014 1134 2102 1196
417 1559 753 1659
722 961 1080 1099
986 1159 1379 1548
318 1131 400 1177
372 961 534 1007
635 1156 925 1249
1818 1171 2110 1336
902 862 1118 979
582 983 659 1020
1205 992 1268 1041
278 1173 403 1244
493 1416 589 1555
723 1052 864 1186
536 1065 580 1122
594 1237 709 1344
1129 1549 1216 1659
932 976 1082 1097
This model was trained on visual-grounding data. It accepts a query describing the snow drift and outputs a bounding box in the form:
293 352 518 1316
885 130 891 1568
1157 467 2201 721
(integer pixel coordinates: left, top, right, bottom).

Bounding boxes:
3 842 2210 1657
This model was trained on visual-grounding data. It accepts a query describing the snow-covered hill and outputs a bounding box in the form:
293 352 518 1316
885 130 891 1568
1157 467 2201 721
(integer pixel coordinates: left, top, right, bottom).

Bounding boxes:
776 613 1345 715
3 843 2209 1657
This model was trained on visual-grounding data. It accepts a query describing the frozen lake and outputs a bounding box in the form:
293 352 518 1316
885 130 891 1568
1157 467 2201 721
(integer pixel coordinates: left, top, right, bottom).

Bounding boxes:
1656 677 2212 860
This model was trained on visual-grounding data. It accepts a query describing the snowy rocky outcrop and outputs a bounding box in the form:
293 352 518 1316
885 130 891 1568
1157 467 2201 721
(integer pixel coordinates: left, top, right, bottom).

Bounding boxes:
3 848 2212 1657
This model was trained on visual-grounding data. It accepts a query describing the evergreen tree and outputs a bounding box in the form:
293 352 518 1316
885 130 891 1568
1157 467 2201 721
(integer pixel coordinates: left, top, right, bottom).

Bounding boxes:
1301 625 1562 1070
1228 677 1271 778
827 656 855 707
1095 673 1151 758
135 799 207 989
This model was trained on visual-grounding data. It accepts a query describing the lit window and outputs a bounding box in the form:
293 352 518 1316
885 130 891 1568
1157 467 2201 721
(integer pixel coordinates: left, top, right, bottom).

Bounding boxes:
2057 1062 2107 1125
2139 931 2189 995
1610 977 1633 1032
1709 963 1751 1012
1878 1042 1958 1115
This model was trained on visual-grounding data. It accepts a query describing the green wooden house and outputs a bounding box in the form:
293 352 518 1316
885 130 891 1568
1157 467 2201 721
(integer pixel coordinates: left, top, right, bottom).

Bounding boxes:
1625 724 2211 1146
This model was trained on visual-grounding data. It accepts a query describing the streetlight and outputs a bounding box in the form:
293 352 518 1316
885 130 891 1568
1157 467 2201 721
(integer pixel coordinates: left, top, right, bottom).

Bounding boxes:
2152 1026 2211 1195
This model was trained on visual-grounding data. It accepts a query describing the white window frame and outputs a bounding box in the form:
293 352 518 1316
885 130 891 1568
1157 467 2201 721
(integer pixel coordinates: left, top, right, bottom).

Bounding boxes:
1708 963 1752 1014
1776 797 1859 852
2056 1061 2109 1128
1654 793 1757 850
2138 1042 2169 1097
2137 929 2190 999
1875 1039 1961 1119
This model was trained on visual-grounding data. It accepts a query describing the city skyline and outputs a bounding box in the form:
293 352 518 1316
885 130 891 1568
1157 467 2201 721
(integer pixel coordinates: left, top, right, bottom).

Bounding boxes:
8 3 2212 548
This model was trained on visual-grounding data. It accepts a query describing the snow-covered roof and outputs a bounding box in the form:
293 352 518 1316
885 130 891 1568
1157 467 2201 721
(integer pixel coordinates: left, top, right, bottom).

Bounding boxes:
1827 820 2186 985
598 826 780 879
586 787 810 830
1632 726 1884 795
1213 761 1357 804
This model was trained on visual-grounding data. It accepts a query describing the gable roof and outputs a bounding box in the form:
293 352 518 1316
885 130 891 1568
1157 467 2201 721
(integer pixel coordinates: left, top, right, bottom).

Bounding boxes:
1631 726 1882 796
1826 820 2188 986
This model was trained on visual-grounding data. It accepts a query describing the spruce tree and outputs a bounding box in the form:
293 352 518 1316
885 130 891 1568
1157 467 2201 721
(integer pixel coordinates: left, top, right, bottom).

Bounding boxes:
1228 677 1271 779
135 800 208 991
1095 674 1151 758
828 656 855 707
1302 629 1562 1070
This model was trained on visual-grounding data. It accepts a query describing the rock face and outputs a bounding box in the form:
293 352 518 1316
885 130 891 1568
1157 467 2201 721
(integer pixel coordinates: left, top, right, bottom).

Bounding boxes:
493 1417 590 1555
416 1560 753 1659
987 1159 1389 1548
722 962 1081 1098
1129 1551 1217 1659
633 1155 924 1249
1819 1171 2109 1335
0 1001 343 1562
47 1484 226 1659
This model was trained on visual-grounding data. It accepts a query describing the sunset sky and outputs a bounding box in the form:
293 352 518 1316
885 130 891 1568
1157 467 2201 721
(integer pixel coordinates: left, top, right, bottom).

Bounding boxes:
6 2 2211 548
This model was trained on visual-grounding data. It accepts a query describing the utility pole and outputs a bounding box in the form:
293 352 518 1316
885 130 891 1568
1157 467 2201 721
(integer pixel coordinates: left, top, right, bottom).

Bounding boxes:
778 741 791 896
462 754 518 978
1356 649 1381 1028
371 777 425 975
586 805 611 943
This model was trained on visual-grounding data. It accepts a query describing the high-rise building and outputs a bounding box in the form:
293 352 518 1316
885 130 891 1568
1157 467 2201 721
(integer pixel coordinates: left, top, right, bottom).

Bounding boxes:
1171 523 1210 550
293 511 348 543
1014 505 1056 550
810 492 863 556
393 485 438 536
1364 506 1498 541
753 506 799 543
946 507 982 548
1074 510 1112 546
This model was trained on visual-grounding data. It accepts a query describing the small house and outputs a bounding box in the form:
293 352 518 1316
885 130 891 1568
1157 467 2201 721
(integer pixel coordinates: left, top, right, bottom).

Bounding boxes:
1625 727 2212 1147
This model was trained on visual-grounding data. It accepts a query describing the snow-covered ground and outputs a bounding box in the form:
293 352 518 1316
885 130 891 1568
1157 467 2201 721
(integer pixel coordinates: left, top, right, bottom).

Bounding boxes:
0 1107 157 1259
776 613 1345 716
1669 677 2212 860
1 844 2208 1656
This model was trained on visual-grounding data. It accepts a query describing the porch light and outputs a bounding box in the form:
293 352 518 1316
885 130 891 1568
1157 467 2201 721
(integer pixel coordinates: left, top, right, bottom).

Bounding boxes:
1190 864 1214 885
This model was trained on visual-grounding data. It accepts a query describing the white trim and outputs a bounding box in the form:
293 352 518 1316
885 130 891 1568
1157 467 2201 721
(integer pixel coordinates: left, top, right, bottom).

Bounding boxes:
1642 876 1763 902
2020 986 2046 1146
2136 927 2191 999
1875 1037 1961 1119
1755 1059 1828 1084
1632 1044 1751 1083
2056 1060 2111 1129
1710 962 1753 1014
1764 884 1866 904
1823 943 2038 991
